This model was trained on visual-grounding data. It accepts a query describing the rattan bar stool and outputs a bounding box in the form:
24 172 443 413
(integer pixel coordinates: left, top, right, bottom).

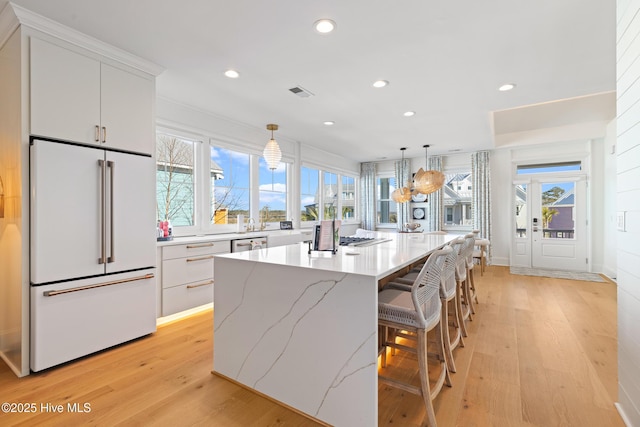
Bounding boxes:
387 244 464 373
453 236 473 334
472 230 490 276
378 247 452 427
463 233 479 314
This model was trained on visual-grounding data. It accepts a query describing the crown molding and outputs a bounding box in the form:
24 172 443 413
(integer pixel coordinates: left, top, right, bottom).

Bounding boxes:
1 2 164 76
0 2 20 48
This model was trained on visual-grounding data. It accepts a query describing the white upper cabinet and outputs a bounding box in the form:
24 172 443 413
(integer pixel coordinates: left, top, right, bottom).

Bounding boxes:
30 37 154 155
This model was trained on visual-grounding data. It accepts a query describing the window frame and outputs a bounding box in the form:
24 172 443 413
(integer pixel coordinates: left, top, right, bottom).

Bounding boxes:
376 172 397 228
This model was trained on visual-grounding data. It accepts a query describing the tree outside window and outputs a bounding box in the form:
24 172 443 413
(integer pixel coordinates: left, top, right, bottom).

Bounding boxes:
210 146 250 225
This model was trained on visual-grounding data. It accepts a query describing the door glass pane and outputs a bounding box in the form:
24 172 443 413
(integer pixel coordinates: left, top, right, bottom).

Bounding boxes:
541 182 575 239
515 184 527 237
156 133 196 226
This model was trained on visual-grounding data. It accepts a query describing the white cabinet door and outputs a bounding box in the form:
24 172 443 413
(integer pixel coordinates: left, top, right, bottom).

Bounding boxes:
30 37 154 155
101 63 154 154
105 150 156 273
30 140 104 283
30 37 101 145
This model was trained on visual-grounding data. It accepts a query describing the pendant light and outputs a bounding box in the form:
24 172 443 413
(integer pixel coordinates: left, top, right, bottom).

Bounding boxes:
413 144 445 195
263 124 282 170
391 147 412 203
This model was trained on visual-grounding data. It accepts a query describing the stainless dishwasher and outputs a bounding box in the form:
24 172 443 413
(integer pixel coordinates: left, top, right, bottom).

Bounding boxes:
231 236 268 252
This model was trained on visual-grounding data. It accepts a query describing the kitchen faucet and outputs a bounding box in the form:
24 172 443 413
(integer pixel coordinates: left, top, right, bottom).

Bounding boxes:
247 218 255 232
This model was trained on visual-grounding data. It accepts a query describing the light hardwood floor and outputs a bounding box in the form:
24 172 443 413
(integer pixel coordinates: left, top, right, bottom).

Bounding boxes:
0 266 624 426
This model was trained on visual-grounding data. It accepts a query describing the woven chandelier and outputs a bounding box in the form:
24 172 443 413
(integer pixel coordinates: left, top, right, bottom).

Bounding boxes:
413 144 445 195
391 147 412 203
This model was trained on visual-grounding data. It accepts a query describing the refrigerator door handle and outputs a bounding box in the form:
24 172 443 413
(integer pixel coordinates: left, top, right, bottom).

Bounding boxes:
98 159 106 265
42 273 155 297
107 160 115 263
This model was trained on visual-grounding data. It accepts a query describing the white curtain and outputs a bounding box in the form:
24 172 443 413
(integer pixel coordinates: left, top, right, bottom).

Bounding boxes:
394 158 411 231
472 151 491 262
426 155 443 231
360 162 377 230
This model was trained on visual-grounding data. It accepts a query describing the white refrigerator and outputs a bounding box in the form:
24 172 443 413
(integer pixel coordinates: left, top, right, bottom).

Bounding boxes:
30 138 157 371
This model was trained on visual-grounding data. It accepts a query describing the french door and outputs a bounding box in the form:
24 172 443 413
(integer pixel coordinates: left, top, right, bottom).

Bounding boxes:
512 178 589 272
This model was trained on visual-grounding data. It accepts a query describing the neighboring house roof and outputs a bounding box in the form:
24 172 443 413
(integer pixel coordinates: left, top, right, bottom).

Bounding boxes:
549 188 575 206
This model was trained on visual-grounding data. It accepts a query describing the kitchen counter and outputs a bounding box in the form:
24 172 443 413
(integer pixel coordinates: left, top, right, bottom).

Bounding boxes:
213 232 460 426
156 229 313 247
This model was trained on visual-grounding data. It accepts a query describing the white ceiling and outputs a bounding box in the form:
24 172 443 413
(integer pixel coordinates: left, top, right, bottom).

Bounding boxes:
2 0 616 162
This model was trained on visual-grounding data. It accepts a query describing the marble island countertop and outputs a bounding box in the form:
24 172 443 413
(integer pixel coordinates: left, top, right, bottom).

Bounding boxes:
217 232 462 280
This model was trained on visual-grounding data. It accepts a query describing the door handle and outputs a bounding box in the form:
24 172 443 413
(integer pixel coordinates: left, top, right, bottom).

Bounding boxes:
98 159 106 265
107 160 115 263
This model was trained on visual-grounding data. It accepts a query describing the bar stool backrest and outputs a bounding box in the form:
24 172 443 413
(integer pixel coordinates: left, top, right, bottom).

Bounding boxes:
411 246 451 328
441 244 457 298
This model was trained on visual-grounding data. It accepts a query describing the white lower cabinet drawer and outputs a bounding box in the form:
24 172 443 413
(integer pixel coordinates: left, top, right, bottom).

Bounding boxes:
162 256 214 289
30 270 156 372
162 279 214 316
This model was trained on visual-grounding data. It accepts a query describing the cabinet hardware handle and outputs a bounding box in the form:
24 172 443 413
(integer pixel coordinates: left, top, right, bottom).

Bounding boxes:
186 280 214 289
186 255 214 262
186 243 214 249
98 159 106 265
95 125 100 142
107 160 115 263
43 273 154 297
102 126 107 143
236 240 267 247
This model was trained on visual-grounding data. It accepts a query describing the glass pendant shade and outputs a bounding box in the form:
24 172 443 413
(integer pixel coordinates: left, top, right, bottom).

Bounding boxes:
263 138 282 170
263 124 282 170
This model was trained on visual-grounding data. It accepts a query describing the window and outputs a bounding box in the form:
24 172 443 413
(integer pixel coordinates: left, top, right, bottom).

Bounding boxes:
377 176 397 225
323 171 338 219
443 172 472 230
341 175 356 220
301 166 319 221
156 133 196 227
259 158 287 223
210 146 250 225
517 161 581 175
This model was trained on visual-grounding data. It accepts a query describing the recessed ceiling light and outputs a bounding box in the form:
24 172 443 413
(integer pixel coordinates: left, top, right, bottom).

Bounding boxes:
224 69 240 78
373 80 389 88
403 111 415 117
323 121 335 126
499 83 516 91
314 19 336 34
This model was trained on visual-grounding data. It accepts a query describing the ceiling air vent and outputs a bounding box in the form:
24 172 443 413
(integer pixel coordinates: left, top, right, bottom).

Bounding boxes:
289 86 314 98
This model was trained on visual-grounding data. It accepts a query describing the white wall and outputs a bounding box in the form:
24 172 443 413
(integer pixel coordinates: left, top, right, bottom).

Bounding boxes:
156 97 360 174
616 0 640 424
602 119 618 279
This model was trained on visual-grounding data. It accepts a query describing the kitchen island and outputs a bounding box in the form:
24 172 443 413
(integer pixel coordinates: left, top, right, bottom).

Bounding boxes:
213 232 460 426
